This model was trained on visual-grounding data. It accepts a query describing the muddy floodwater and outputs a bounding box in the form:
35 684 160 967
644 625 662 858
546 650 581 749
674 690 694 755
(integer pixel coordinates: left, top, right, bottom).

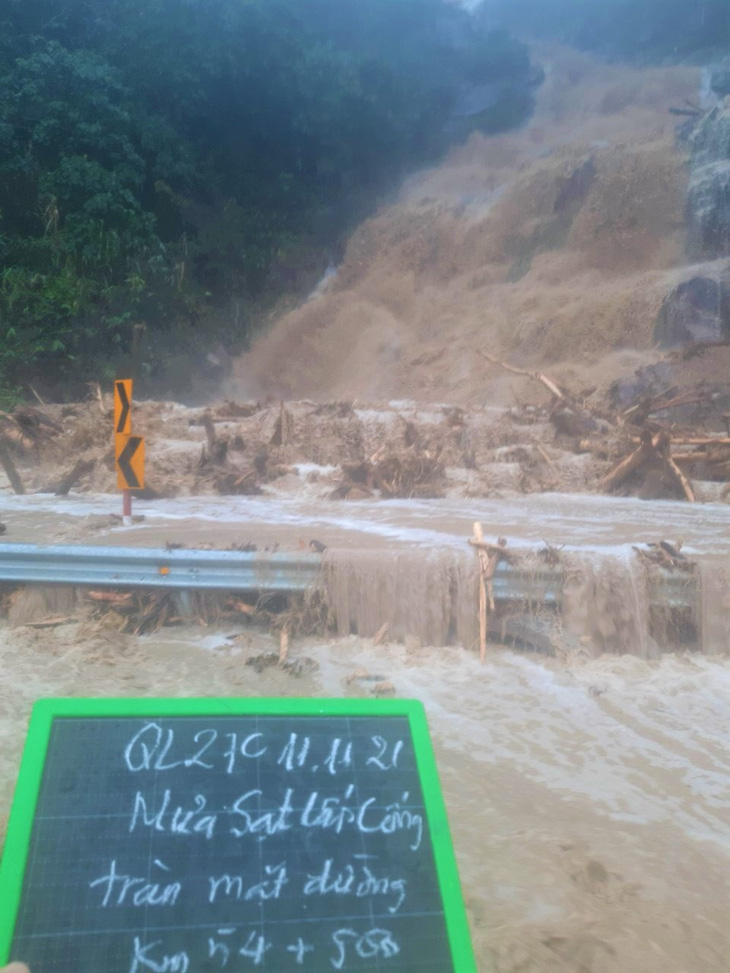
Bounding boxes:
1 490 729 971
1 618 728 973
2 491 730 555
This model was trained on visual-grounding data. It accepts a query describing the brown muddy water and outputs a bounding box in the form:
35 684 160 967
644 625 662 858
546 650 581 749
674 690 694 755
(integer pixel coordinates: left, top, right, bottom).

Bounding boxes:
1 491 729 971
3 491 730 556
1 624 729 973
2 491 730 654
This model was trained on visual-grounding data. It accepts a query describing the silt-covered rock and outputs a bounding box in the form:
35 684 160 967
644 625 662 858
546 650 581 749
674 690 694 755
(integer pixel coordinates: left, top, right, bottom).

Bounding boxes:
653 272 730 347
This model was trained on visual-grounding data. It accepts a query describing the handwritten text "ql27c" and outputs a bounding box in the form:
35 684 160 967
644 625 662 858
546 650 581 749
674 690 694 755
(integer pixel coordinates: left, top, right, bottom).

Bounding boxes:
123 723 404 777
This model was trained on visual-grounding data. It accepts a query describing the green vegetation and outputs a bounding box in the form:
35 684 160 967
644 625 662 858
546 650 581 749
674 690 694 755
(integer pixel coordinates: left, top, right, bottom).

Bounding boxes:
0 0 535 397
483 0 730 62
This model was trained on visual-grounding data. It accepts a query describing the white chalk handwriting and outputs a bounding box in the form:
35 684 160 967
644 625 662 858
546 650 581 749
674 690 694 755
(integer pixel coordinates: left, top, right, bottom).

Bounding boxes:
122 723 404 777
131 927 400 971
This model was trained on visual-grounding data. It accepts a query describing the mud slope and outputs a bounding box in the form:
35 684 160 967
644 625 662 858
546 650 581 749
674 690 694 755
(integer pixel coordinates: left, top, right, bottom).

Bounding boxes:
235 48 703 404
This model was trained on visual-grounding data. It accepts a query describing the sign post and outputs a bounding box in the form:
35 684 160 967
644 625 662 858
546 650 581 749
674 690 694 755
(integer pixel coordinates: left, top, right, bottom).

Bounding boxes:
113 379 144 519
0 697 477 973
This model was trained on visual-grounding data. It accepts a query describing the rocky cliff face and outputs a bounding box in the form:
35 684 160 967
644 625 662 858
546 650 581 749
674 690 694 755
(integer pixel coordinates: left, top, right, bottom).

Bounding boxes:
653 62 730 348
653 274 730 347
687 101 730 260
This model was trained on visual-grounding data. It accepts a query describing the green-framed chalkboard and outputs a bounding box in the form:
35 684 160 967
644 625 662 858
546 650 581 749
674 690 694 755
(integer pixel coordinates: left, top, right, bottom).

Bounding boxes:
0 697 476 972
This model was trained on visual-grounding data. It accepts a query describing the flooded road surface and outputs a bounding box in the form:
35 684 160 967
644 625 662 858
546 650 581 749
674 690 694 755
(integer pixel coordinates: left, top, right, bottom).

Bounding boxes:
1 490 730 555
1 491 729 970
1 621 728 973
3 490 730 653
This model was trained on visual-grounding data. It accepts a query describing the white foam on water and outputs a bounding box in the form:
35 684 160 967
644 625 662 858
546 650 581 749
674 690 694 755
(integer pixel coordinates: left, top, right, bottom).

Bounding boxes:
317 644 730 849
3 491 730 554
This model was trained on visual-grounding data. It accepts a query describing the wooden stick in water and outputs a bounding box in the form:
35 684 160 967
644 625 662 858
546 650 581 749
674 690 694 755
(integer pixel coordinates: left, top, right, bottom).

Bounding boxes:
279 626 290 665
472 522 489 664
665 455 696 503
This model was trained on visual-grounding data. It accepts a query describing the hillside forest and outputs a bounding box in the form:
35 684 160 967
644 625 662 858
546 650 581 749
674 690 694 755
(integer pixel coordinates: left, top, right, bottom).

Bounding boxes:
2 0 729 402
0 0 537 400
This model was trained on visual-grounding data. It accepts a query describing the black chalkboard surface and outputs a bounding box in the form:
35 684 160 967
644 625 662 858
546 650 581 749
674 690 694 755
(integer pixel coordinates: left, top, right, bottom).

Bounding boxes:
0 699 476 973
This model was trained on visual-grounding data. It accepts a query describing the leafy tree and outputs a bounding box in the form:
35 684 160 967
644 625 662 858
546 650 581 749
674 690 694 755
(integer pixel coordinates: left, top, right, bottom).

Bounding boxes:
0 41 193 386
0 0 537 396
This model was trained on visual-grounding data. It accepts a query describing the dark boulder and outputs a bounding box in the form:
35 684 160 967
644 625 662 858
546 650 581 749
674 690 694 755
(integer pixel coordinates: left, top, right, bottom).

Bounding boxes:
687 159 730 259
653 274 730 348
710 59 730 99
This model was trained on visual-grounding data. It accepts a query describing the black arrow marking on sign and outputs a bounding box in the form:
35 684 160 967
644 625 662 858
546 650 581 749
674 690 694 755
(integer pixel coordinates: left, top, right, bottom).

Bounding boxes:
115 381 131 433
118 436 142 489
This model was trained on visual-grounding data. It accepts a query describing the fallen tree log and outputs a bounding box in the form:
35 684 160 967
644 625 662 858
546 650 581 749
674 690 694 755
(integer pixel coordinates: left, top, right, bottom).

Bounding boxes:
0 440 25 494
666 455 696 503
478 350 567 401
601 431 659 492
630 437 730 447
39 458 95 496
621 386 680 421
671 451 730 463
602 430 696 501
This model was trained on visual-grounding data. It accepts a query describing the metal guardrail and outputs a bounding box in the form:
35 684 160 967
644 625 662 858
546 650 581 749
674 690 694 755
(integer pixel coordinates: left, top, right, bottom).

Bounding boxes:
0 543 699 609
490 566 563 604
0 543 322 592
489 563 698 609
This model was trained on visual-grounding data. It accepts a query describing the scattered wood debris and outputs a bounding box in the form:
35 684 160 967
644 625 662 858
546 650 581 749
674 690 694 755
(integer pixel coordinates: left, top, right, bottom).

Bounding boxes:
633 540 693 571
538 541 565 565
346 668 388 685
22 616 77 629
270 402 292 446
332 447 446 499
479 349 608 438
210 468 261 496
246 651 279 672
279 625 290 664
373 622 390 646
39 458 95 496
0 406 63 451
281 656 319 677
482 351 730 501
0 368 728 504
213 401 263 420
245 647 319 678
371 680 396 697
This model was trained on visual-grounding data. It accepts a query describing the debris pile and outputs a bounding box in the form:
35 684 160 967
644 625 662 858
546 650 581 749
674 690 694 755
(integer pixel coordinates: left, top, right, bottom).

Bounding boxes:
0 528 712 659
466 530 705 660
1 349 729 504
332 446 446 500
483 346 730 503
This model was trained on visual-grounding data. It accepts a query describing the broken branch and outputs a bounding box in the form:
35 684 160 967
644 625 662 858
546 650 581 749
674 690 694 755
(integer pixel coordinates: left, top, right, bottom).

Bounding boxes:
478 350 566 401
601 431 658 492
665 455 696 503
